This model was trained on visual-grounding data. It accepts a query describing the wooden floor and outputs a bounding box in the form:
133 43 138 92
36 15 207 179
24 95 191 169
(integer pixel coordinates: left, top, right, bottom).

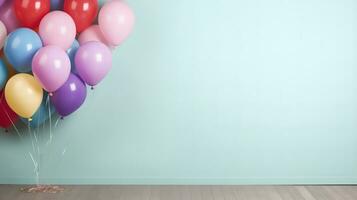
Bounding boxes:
0 185 357 200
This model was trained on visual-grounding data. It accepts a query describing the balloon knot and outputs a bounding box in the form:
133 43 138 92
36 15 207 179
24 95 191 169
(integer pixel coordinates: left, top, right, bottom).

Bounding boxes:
28 118 32 122
60 116 64 120
4 129 8 133
49 93 53 96
91 86 94 90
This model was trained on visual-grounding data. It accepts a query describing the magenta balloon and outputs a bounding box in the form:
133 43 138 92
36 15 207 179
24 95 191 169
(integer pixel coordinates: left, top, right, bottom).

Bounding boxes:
32 45 71 92
0 0 19 33
75 41 112 86
51 73 87 117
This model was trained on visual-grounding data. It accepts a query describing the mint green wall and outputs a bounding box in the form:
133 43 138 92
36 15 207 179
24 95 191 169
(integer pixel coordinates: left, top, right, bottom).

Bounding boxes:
1 0 357 184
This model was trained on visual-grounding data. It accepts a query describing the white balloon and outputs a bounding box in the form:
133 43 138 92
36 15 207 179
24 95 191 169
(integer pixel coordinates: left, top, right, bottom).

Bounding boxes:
0 21 6 50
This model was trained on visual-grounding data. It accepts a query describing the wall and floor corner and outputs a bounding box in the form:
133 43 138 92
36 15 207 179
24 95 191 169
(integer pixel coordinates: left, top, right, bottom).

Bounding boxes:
1 0 357 185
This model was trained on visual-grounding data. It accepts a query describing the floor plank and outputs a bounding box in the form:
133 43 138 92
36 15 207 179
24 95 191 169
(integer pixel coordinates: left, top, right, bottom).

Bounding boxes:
0 185 356 200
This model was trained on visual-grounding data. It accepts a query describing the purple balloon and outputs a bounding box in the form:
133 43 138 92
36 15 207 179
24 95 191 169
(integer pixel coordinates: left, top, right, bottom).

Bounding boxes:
0 0 19 33
75 41 112 86
51 74 87 117
0 0 5 7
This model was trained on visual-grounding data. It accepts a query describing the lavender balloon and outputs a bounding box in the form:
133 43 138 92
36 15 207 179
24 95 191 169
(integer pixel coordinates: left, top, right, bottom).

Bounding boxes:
75 41 112 86
51 74 87 117
32 45 71 93
0 0 19 32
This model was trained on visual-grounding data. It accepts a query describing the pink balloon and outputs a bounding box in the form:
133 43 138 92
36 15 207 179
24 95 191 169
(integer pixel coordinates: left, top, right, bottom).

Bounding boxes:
98 0 135 46
78 25 113 48
32 45 71 93
39 11 76 50
0 21 6 50
75 41 112 86
0 0 19 33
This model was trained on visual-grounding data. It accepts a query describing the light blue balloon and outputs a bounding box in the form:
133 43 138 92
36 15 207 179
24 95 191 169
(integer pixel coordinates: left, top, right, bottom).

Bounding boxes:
66 39 80 73
4 28 43 73
50 0 63 10
0 59 8 90
21 94 55 128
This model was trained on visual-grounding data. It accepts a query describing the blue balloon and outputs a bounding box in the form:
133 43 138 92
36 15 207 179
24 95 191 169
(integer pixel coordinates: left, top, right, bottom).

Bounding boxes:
66 39 80 73
4 28 43 72
0 59 8 90
21 94 55 128
50 0 63 10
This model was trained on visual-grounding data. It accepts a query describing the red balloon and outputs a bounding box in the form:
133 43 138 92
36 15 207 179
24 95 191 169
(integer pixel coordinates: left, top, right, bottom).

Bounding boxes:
0 91 18 129
64 0 98 33
14 0 51 28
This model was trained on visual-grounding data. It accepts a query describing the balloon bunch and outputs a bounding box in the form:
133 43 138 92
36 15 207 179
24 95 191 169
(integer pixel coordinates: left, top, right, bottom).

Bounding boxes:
0 0 135 129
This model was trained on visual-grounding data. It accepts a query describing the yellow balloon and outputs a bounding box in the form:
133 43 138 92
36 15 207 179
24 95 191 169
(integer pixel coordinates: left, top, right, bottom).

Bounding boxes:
5 74 43 119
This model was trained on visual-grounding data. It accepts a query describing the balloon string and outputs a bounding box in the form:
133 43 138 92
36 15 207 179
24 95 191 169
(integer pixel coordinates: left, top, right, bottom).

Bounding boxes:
28 121 40 186
28 152 39 186
33 129 40 159
0 93 42 185
0 91 41 184
28 152 38 174
28 123 35 158
0 93 22 138
52 117 69 171
42 98 47 141
54 116 61 129
36 103 44 186
3 106 22 138
46 96 53 145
